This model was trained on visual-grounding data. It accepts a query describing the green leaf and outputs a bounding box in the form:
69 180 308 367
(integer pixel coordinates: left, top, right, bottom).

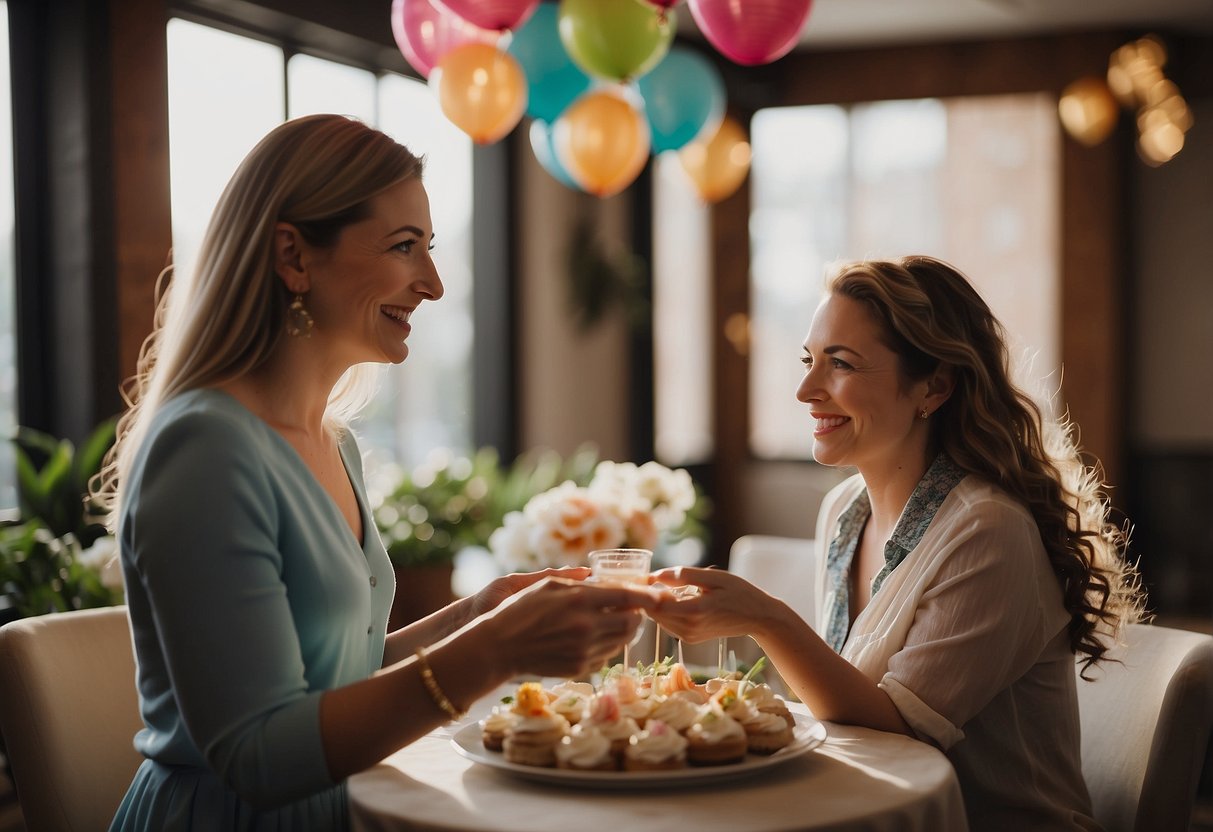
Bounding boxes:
13 445 46 518
72 417 117 494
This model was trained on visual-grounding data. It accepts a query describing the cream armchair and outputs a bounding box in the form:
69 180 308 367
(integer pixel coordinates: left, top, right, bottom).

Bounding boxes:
1076 622 1213 832
0 606 143 831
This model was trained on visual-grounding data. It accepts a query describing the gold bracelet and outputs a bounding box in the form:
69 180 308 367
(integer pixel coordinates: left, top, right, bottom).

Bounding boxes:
415 646 466 722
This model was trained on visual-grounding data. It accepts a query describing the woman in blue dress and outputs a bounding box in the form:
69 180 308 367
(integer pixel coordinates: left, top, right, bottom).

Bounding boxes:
97 114 655 830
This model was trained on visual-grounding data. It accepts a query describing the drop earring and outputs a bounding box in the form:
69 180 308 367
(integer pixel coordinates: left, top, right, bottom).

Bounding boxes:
286 293 314 338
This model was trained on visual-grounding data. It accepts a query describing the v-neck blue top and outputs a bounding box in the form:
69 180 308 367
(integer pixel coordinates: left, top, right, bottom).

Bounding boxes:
111 389 394 831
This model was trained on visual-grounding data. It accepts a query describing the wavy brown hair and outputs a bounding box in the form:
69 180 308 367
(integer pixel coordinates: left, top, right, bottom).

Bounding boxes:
94 114 424 526
828 255 1144 675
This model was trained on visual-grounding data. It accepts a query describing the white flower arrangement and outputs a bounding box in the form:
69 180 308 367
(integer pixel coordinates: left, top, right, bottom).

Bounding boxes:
489 460 699 572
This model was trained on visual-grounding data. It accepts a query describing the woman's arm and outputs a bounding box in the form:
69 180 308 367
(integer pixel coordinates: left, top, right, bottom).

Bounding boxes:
380 567 593 667
650 568 911 735
321 578 655 781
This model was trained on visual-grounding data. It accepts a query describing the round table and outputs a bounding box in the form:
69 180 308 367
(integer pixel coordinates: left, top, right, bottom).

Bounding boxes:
349 690 969 832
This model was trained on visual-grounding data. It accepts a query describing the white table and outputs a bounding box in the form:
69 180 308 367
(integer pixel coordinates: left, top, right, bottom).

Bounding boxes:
349 687 969 832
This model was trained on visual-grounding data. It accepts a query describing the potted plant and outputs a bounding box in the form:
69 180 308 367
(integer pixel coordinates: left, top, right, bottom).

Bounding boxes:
373 444 600 629
0 419 122 624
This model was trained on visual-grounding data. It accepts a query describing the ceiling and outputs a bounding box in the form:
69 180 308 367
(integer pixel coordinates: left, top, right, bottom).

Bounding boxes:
679 0 1213 49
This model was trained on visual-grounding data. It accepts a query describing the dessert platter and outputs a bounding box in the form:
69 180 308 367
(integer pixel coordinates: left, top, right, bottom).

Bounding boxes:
451 661 827 789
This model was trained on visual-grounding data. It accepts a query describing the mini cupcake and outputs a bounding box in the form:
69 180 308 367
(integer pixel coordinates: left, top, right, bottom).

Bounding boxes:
479 705 517 752
624 719 688 772
503 682 569 768
738 708 794 754
647 694 700 735
549 687 591 726
661 663 708 704
610 675 652 728
556 724 616 772
742 682 795 730
686 704 748 766
584 692 641 760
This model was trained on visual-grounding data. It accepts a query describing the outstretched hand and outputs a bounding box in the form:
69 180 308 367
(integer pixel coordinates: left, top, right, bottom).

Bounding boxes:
466 567 592 620
648 566 775 644
479 577 659 680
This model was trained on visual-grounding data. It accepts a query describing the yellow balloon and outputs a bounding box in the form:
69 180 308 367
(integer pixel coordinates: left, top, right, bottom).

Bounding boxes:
1058 77 1119 147
554 89 650 198
430 43 527 144
678 115 751 203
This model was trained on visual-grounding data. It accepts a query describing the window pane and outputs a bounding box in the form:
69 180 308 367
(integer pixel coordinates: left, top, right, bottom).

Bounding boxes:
287 53 377 122
363 74 475 473
167 19 284 276
0 1 16 509
749 94 1060 459
653 153 712 465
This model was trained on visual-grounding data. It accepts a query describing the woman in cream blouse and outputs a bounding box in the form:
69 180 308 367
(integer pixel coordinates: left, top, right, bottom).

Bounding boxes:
650 256 1143 831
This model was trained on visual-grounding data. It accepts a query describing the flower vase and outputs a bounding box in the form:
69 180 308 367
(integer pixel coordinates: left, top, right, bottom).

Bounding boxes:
388 564 455 632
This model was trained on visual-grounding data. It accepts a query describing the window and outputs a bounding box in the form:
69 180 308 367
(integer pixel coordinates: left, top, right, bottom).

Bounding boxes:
166 18 475 481
0 1 17 509
652 153 713 466
748 94 1061 459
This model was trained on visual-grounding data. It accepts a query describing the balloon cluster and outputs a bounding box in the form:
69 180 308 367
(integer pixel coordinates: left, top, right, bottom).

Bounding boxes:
391 0 813 200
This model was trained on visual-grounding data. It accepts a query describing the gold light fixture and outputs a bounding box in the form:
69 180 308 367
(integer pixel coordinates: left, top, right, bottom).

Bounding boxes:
1058 34 1194 166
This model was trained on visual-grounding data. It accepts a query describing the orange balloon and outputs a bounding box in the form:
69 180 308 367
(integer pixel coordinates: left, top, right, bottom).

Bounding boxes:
430 43 527 144
678 115 751 203
554 89 650 197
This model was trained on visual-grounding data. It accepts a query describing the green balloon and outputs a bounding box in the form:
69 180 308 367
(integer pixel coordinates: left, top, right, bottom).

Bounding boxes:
558 0 675 82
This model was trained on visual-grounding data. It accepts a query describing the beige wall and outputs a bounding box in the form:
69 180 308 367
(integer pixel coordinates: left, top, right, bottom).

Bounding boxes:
516 139 633 461
1132 96 1213 447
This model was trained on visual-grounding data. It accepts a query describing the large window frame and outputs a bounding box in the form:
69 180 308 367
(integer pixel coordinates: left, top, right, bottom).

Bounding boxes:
5 1 515 482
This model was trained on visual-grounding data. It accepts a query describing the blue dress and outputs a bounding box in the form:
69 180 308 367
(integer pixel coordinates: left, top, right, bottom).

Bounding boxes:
110 389 395 831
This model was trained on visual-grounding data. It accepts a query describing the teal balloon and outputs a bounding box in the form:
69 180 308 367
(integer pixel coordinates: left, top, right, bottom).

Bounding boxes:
638 47 726 153
508 4 591 123
528 119 581 190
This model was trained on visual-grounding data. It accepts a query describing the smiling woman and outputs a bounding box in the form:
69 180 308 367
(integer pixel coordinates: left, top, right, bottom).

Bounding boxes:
89 115 658 832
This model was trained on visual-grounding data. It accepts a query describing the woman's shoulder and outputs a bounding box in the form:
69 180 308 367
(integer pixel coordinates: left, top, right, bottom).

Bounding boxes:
947 476 1035 527
147 388 266 447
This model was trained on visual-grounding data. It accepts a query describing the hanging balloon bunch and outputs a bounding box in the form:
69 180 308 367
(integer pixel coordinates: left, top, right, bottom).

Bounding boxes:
391 0 808 201
391 0 536 144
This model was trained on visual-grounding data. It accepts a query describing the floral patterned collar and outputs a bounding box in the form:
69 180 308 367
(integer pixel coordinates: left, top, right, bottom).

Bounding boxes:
822 453 967 653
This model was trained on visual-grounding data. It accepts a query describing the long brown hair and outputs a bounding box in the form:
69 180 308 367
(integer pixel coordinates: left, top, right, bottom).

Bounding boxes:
829 255 1144 674
95 114 424 526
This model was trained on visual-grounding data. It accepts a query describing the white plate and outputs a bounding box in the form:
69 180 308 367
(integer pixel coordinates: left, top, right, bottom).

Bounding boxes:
450 715 826 789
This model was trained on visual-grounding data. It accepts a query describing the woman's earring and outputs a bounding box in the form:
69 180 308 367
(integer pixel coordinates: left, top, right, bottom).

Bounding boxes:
918 407 929 420
286 293 314 338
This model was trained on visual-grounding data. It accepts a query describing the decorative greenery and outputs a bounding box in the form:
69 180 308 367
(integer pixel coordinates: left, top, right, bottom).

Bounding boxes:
11 419 116 547
566 214 649 332
1 419 122 619
374 444 710 571
374 444 602 569
0 521 121 618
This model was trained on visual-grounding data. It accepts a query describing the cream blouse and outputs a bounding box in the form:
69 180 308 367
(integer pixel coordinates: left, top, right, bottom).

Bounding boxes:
814 470 1101 831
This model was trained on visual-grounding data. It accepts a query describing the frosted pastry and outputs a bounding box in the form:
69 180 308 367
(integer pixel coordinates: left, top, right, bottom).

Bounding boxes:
686 704 747 766
624 719 688 771
556 724 616 771
743 682 795 729
584 692 641 759
479 705 517 752
503 682 569 767
647 694 700 734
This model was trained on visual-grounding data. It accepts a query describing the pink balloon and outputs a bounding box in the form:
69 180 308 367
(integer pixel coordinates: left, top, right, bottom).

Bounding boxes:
433 0 540 32
391 0 498 78
687 0 812 66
